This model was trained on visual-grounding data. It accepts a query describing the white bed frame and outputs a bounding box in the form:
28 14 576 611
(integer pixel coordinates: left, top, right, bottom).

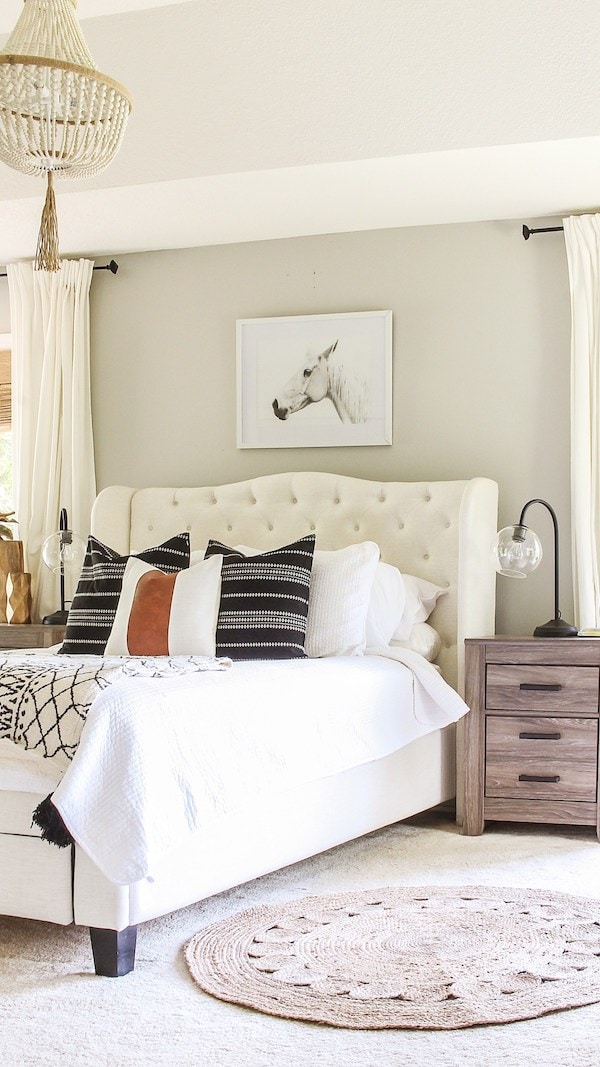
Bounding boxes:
0 472 498 975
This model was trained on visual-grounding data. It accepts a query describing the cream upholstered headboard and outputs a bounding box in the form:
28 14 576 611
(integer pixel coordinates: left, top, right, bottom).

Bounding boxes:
91 472 498 696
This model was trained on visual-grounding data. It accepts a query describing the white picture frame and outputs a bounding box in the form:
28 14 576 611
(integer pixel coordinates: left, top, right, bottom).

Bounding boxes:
236 310 392 449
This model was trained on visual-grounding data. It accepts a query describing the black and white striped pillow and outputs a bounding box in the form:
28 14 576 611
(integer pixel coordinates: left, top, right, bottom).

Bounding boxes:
59 533 191 656
204 535 316 659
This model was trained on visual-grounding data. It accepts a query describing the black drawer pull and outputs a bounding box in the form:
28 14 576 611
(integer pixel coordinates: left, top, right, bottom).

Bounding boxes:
519 683 562 692
518 774 561 784
518 731 561 741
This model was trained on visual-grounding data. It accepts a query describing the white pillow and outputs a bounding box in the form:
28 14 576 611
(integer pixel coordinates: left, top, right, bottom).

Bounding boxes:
392 575 447 641
364 562 406 647
190 546 208 566
105 554 223 657
391 622 442 662
235 541 380 657
365 565 447 646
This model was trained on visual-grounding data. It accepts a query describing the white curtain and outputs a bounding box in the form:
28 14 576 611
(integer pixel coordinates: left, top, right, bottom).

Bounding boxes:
7 259 96 622
564 214 600 629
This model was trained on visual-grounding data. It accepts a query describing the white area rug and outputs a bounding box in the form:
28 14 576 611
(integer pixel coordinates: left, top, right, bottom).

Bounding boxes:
2 813 600 1066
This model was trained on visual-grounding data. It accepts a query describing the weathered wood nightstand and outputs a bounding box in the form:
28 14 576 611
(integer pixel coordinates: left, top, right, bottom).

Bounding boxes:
0 623 65 649
462 636 600 841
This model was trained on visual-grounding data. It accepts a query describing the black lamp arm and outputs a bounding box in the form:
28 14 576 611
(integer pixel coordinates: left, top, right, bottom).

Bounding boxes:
58 507 69 615
517 498 560 621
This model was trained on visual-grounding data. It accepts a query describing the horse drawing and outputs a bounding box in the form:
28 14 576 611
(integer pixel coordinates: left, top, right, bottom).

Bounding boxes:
272 340 370 424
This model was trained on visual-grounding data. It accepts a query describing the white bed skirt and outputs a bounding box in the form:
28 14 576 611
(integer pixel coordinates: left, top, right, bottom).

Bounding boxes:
73 724 455 930
0 726 454 930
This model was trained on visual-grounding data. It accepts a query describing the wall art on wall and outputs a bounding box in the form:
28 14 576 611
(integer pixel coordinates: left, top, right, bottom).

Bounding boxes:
236 310 392 448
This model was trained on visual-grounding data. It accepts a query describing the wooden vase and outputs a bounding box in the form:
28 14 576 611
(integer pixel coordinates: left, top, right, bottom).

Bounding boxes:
0 541 24 624
8 571 32 625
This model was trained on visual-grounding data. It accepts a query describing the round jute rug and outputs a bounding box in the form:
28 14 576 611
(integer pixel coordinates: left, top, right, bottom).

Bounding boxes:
184 885 600 1029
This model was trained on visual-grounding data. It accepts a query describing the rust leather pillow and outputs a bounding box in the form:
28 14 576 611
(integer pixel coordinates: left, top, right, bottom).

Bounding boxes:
104 554 223 657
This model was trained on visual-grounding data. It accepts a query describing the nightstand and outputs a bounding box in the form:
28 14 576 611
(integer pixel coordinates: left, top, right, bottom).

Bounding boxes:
462 637 600 841
0 623 65 649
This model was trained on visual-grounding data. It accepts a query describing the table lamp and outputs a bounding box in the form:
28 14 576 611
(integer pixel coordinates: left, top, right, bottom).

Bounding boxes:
41 508 86 625
492 498 577 638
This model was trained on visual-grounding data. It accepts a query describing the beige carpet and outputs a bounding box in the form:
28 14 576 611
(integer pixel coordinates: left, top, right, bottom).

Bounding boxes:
185 884 600 1029
2 813 600 1066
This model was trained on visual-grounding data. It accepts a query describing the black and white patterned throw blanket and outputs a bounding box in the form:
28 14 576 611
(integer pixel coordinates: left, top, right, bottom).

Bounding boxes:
0 653 231 766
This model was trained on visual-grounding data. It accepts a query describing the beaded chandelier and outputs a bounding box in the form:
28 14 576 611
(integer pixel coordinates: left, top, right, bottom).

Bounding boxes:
0 0 132 270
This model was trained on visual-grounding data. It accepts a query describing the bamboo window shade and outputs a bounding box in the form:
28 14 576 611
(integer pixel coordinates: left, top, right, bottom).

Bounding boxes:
0 346 10 434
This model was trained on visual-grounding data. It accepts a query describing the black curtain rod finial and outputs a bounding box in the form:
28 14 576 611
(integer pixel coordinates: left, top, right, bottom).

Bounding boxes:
522 224 564 239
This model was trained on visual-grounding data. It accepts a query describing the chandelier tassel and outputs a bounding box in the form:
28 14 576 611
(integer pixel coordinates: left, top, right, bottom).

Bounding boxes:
35 171 61 273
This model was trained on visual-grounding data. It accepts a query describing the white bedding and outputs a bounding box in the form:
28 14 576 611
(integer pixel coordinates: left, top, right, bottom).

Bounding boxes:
46 649 467 885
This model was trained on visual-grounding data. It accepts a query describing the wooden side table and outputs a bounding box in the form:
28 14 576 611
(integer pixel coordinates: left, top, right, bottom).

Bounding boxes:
0 623 65 649
463 636 600 840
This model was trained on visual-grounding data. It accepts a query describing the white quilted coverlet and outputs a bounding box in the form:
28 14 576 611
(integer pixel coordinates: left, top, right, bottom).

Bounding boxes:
51 651 467 885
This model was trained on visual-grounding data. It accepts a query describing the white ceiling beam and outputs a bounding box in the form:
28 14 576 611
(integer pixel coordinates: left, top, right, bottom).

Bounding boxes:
0 137 598 264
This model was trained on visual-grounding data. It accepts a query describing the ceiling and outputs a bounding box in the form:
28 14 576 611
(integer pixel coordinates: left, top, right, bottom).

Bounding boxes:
1 0 599 264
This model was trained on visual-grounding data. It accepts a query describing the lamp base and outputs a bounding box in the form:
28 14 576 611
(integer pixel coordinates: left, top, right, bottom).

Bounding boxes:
43 609 68 626
533 617 578 638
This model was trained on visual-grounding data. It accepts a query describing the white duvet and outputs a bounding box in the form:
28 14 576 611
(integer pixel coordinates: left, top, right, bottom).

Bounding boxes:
46 648 467 885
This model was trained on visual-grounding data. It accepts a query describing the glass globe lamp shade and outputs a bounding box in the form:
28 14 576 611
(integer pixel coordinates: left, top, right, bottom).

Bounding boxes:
41 526 86 624
493 524 543 578
42 529 86 576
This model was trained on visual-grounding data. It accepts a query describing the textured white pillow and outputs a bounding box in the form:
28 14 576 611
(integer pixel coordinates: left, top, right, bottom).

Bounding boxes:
105 554 223 657
392 575 447 641
235 541 380 657
364 562 406 647
391 622 442 662
190 546 208 566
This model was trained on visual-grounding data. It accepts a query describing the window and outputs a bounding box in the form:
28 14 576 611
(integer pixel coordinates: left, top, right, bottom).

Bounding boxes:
0 334 13 522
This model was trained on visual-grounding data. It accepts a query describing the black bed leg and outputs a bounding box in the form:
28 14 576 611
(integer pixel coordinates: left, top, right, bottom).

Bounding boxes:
89 924 138 977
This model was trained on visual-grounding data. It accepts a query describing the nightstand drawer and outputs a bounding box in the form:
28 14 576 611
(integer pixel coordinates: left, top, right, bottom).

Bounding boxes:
485 715 598 802
486 664 599 713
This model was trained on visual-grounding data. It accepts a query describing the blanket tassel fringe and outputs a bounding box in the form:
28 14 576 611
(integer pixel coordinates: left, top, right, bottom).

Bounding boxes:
32 794 73 848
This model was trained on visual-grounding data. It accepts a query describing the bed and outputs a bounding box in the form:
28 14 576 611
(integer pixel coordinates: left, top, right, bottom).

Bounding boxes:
0 471 498 976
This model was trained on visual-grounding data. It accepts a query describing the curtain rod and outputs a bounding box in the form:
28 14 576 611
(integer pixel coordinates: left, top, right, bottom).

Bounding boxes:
0 259 119 278
522 224 564 240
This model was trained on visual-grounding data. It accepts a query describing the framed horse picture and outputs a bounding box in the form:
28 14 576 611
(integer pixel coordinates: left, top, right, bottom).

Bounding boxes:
236 310 392 448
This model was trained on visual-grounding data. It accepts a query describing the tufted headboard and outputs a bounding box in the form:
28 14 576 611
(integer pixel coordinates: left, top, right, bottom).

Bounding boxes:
91 471 498 695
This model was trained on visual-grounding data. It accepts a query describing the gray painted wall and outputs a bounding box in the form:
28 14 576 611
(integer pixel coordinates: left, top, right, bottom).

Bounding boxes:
0 278 8 330
0 216 573 637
